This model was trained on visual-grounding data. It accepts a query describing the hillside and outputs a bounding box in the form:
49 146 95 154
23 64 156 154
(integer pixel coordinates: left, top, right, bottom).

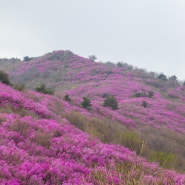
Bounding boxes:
2 51 185 133
0 82 185 184
0 50 185 184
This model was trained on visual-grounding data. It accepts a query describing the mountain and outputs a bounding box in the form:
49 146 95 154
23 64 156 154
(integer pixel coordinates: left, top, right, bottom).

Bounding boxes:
0 50 185 184
2 50 185 133
0 82 184 184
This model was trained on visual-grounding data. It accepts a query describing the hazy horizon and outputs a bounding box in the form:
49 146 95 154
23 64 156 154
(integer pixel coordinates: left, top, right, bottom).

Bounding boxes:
1 0 185 79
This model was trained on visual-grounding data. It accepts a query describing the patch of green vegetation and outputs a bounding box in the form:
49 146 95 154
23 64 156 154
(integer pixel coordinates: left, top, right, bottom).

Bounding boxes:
139 127 185 172
103 95 118 110
35 83 54 95
0 70 11 85
0 104 40 119
64 111 185 172
63 111 144 154
13 84 25 91
149 151 177 169
81 97 92 110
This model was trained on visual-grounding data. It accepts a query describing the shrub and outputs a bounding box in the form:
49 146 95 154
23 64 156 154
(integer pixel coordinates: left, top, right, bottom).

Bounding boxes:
63 111 146 155
134 92 142 97
117 62 124 68
148 91 154 98
48 50 73 61
103 96 118 110
105 61 115 67
141 101 148 108
149 151 177 169
63 94 71 102
63 50 73 56
13 84 25 92
139 127 185 172
88 55 97 62
63 111 87 131
32 131 51 148
23 56 33 61
9 120 29 136
102 93 110 98
117 62 134 70
81 97 92 109
0 117 6 124
35 83 54 95
0 70 11 85
145 79 166 88
169 75 177 81
133 91 154 98
158 73 167 81
116 130 146 155
133 92 147 98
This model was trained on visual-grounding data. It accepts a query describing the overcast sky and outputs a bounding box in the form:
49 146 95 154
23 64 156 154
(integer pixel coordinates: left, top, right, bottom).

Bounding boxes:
0 0 185 79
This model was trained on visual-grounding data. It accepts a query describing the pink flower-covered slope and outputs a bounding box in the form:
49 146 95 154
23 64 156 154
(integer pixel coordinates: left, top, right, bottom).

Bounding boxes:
5 50 185 133
0 83 185 185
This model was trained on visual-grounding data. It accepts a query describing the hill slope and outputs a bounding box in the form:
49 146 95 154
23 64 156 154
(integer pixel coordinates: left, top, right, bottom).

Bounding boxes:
1 50 185 133
0 50 185 173
0 83 185 184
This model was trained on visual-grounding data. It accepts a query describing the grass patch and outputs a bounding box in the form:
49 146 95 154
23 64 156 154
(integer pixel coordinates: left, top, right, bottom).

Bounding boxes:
64 111 185 172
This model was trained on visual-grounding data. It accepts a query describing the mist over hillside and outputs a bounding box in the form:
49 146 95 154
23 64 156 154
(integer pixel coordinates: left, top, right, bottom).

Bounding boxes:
0 50 185 184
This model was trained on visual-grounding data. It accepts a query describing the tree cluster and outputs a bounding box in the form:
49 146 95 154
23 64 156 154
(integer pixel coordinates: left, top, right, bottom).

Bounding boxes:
133 91 154 98
0 70 11 85
35 84 54 95
80 95 119 110
23 56 34 62
103 95 118 110
81 97 92 110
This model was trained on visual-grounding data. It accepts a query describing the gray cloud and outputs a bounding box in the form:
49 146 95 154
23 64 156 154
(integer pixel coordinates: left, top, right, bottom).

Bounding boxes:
0 0 185 79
